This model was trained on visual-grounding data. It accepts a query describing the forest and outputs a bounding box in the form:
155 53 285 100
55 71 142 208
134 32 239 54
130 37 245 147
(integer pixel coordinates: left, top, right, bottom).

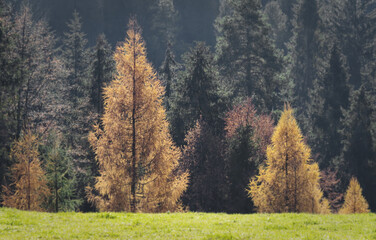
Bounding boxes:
0 0 375 215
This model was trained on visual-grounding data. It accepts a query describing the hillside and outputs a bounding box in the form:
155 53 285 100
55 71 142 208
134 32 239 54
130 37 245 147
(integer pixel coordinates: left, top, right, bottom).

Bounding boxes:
0 208 375 239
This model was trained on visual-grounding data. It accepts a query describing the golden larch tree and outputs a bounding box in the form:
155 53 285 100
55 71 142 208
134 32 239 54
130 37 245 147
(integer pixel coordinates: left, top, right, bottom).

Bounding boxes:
87 19 188 212
248 104 328 213
339 177 369 214
2 131 49 211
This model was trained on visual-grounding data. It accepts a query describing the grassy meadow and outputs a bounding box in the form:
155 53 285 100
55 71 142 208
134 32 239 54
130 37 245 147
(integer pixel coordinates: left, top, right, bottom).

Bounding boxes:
0 207 375 239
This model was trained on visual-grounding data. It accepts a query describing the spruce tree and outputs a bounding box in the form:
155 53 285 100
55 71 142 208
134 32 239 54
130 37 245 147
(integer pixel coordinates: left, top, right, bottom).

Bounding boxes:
41 132 80 212
169 42 222 146
309 45 350 169
159 42 179 111
215 0 282 110
61 10 95 211
338 86 376 211
91 33 114 118
180 119 226 212
290 0 321 112
224 98 274 213
333 0 376 89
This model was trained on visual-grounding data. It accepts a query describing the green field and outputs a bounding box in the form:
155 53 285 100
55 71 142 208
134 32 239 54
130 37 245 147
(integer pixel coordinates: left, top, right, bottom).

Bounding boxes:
0 208 375 239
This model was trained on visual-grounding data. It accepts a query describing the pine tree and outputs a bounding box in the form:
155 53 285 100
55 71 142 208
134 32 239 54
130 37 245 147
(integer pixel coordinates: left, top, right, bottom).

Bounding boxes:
91 33 114 118
169 42 223 146
264 1 288 52
215 0 282 110
338 86 376 211
87 19 188 212
2 131 49 211
248 105 326 213
41 131 80 212
339 177 369 214
309 45 350 169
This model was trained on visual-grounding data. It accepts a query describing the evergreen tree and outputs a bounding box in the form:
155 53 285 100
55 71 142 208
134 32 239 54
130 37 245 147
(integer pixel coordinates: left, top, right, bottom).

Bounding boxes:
180 119 226 212
41 132 80 212
169 42 223 146
2 131 49 211
61 10 95 211
338 86 376 211
339 177 369 214
215 0 282 110
91 33 114 118
264 1 288 52
159 42 180 111
224 99 274 213
309 45 350 169
290 0 322 112
332 0 376 89
248 105 327 213
149 0 179 65
87 20 188 212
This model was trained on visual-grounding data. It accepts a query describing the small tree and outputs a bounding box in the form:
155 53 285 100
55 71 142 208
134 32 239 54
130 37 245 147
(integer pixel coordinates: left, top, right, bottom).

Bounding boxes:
248 104 327 213
2 131 49 211
339 177 369 214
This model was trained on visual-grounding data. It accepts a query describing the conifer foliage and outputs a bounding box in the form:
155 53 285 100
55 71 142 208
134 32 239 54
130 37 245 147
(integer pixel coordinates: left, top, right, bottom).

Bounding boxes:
2 131 49 211
339 177 369 214
248 105 327 213
87 20 188 212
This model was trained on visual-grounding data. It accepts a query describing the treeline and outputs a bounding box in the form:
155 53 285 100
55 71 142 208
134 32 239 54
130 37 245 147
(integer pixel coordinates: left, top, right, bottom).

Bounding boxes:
0 0 375 213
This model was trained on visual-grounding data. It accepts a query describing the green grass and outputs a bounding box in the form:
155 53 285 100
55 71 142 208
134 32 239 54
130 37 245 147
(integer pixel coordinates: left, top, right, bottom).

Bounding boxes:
0 208 375 239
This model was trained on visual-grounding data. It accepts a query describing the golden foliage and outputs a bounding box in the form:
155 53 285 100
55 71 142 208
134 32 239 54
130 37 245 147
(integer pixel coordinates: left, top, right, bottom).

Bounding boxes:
248 104 326 213
2 131 49 211
339 177 369 214
87 19 188 212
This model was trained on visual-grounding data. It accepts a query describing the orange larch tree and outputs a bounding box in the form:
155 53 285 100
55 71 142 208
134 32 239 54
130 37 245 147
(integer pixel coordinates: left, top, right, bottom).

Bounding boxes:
87 19 188 212
248 104 329 213
2 131 49 211
339 177 369 214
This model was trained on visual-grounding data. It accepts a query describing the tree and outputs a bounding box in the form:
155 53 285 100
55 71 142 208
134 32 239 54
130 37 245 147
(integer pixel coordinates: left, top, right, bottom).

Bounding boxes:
337 86 376 211
169 42 223 146
180 119 226 212
290 0 322 115
331 0 376 89
87 19 188 213
149 0 179 65
309 45 350 169
91 33 114 118
2 131 49 211
248 105 327 213
61 10 95 211
263 1 288 52
215 0 282 110
224 98 274 213
319 169 343 212
339 177 369 214
41 131 80 212
159 42 180 111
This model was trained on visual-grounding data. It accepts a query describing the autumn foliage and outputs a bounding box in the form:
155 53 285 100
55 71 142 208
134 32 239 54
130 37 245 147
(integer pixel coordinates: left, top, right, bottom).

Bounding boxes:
339 177 369 214
248 105 328 213
87 20 188 212
2 131 49 211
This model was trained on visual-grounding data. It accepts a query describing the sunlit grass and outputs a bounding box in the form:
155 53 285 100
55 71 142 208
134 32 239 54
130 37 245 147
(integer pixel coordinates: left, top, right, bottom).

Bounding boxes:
0 207 375 239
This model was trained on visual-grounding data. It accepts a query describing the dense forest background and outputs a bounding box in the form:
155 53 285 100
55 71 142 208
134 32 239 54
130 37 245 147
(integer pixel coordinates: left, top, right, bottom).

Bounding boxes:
0 0 375 213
